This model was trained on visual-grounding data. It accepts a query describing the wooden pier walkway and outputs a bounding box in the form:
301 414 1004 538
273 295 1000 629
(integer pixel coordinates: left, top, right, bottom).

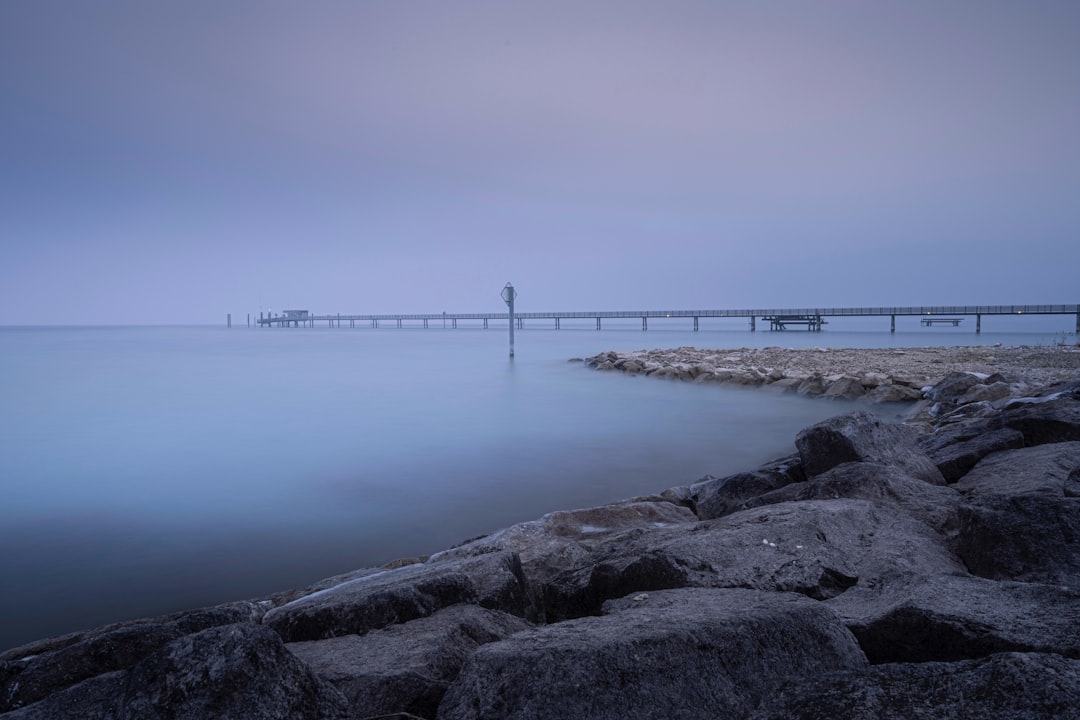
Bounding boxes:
252 304 1080 334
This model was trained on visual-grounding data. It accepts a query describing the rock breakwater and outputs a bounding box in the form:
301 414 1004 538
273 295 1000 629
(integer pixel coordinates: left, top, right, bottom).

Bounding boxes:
581 344 1080 403
3 362 1080 719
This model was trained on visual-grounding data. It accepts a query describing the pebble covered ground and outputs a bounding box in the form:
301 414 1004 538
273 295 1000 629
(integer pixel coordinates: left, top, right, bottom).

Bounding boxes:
592 344 1080 388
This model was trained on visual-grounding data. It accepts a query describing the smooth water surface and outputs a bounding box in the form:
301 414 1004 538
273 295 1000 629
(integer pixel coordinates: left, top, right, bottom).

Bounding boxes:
1 316 1074 650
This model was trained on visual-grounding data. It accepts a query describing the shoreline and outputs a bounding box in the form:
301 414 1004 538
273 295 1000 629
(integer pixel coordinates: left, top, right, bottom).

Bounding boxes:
3 356 1080 719
580 344 1080 400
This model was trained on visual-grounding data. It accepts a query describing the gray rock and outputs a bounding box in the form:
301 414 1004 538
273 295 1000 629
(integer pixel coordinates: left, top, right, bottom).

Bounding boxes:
823 376 866 399
864 383 924 404
921 425 1025 483
831 574 1080 663
795 411 945 485
956 494 1080 585
954 441 1080 496
742 462 960 536
437 588 867 720
935 400 999 423
797 375 826 396
767 376 803 392
957 381 1014 405
927 371 983 405
288 605 530 719
264 552 528 643
0 602 264 713
0 672 125 720
991 396 1080 446
427 501 695 622
540 499 964 621
754 652 1080 720
688 454 804 520
121 623 350 720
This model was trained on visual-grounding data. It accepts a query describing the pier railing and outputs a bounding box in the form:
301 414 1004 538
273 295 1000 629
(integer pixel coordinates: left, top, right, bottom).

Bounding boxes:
253 304 1080 333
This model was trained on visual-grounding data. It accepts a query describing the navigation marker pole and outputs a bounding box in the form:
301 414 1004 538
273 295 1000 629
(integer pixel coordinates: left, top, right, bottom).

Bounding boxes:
501 282 517 357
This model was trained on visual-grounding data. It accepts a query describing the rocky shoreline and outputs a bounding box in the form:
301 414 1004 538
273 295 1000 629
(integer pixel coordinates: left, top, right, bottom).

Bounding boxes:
580 344 1080 402
3 351 1080 719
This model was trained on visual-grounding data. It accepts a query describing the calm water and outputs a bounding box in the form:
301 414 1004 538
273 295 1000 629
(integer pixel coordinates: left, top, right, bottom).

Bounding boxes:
1 315 1074 651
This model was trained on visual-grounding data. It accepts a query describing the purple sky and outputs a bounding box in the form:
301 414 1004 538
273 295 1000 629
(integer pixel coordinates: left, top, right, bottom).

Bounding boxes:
3 1 1078 324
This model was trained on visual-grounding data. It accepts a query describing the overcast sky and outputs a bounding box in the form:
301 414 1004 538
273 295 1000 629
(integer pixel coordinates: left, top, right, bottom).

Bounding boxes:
2 1 1078 324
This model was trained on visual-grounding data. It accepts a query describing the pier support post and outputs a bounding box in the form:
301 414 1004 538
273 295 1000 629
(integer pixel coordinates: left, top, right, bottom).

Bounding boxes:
227 313 231 328
693 317 699 331
890 315 895 333
596 318 601 330
1075 310 1079 334
750 316 756 332
976 314 981 334
501 283 516 357
642 317 647 331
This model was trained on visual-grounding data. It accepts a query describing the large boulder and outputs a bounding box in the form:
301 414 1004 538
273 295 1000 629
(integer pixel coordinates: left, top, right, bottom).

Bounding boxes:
0 672 126 720
288 605 530 719
2 624 350 720
121 623 349 720
742 461 960 536
953 441 1080 496
956 495 1080 585
795 411 945 485
864 383 924 404
688 454 804 520
828 574 1080 663
539 499 964 621
957 380 1014 405
426 501 696 623
754 652 1080 720
942 427 1080 588
990 396 1080 446
437 588 867 720
920 425 1026 483
0 602 264 713
926 371 983 407
822 376 866 399
263 551 528 643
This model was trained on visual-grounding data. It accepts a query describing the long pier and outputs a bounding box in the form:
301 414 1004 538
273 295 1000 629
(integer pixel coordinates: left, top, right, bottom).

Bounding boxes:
255 304 1080 334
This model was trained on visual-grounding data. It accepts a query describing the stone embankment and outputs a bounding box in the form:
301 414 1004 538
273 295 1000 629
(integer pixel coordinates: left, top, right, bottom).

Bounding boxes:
581 344 1080 403
3 360 1080 719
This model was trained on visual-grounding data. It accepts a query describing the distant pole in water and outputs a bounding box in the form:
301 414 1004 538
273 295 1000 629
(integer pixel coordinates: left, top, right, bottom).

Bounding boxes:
227 313 232 328
500 282 517 357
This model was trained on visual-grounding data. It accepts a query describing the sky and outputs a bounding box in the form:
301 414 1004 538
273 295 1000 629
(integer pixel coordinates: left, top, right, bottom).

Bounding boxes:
2 1 1078 324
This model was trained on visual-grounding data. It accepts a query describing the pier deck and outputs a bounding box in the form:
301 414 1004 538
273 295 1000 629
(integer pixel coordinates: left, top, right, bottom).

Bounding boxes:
252 304 1080 334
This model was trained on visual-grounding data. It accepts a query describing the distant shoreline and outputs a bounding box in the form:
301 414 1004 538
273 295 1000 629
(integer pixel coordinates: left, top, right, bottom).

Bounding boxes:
579 344 1080 397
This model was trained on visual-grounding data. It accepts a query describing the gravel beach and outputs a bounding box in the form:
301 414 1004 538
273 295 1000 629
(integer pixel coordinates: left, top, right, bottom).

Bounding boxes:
583 344 1080 389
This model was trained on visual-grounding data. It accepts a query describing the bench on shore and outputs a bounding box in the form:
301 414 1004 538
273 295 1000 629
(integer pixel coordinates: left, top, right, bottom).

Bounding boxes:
921 317 964 326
